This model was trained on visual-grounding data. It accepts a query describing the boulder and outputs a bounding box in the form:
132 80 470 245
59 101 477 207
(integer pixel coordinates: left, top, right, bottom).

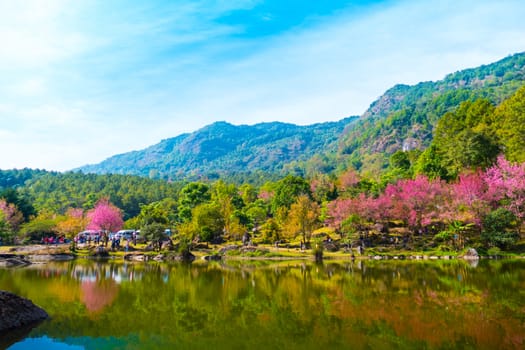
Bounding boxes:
463 248 479 260
202 255 222 261
0 254 31 267
91 246 110 258
169 252 196 262
0 291 48 332
124 254 147 261
153 254 165 261
323 242 339 252
218 245 240 254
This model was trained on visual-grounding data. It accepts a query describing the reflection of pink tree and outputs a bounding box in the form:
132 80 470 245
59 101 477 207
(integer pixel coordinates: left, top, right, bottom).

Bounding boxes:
81 280 118 314
87 198 123 233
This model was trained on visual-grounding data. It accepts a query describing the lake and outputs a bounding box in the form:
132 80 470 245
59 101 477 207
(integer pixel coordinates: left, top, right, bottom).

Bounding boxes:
1 259 524 349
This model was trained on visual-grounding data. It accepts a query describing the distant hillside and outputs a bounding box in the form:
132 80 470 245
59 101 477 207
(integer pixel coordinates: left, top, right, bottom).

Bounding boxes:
78 118 357 180
78 52 525 180
339 52 525 173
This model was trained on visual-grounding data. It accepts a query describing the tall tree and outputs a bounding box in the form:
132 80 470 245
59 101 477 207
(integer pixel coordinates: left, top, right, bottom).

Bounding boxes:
495 86 525 162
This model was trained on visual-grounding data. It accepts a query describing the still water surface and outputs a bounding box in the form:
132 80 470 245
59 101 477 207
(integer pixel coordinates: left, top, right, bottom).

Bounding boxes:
1 259 524 349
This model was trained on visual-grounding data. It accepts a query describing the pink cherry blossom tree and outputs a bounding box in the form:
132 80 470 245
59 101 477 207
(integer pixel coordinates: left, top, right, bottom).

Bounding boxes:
87 198 123 234
484 156 525 233
0 199 24 231
385 175 446 233
450 172 492 227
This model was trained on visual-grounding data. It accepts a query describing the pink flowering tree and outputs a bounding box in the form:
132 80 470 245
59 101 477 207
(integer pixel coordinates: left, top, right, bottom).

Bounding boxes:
450 172 493 227
337 168 360 197
87 198 123 234
484 156 525 233
0 199 24 232
0 199 24 243
385 175 446 234
327 193 389 244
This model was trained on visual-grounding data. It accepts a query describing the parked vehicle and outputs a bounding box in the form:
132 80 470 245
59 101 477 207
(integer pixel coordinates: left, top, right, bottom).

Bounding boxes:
75 230 102 243
114 229 142 242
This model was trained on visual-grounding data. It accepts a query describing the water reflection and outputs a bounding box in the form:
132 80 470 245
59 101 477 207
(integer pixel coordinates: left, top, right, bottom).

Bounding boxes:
0 259 524 350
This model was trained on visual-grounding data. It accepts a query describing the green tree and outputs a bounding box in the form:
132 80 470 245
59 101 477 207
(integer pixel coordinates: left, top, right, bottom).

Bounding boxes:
431 99 499 178
414 145 449 180
177 182 210 222
141 222 168 251
495 86 525 162
191 203 225 243
271 175 311 214
19 211 59 242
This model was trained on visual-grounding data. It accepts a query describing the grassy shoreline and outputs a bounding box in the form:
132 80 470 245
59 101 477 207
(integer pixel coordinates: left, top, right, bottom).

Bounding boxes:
1 243 525 262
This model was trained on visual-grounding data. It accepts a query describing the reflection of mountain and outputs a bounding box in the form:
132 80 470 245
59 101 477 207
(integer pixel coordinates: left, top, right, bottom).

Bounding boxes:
81 280 118 314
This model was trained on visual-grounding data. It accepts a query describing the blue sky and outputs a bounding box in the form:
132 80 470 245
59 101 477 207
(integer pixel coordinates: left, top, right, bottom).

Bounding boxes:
1 0 525 171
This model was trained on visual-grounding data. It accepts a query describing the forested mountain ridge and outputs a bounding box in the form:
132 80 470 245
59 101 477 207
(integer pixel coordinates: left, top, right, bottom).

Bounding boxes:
76 52 525 181
77 117 358 180
339 52 525 173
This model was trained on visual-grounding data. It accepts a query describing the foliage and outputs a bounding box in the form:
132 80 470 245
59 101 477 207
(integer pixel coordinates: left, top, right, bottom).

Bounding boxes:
271 175 311 214
0 199 24 232
481 208 518 249
0 188 36 222
19 212 59 242
141 222 168 251
484 156 525 231
177 182 210 222
1 54 525 253
56 208 87 240
190 203 225 242
495 85 525 162
282 195 320 244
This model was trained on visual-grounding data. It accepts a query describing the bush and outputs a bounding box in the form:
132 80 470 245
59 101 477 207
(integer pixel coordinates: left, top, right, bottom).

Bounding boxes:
482 208 519 249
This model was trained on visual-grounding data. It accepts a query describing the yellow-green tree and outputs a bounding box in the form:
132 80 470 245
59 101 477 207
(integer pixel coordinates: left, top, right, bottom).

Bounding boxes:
283 195 320 246
56 208 87 241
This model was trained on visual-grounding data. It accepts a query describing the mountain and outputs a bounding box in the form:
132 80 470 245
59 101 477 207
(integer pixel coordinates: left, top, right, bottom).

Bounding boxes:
339 52 525 173
78 52 525 181
77 118 358 181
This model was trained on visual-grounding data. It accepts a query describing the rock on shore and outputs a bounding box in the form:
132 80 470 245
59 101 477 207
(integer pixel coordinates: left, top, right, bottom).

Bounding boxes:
0 291 49 332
